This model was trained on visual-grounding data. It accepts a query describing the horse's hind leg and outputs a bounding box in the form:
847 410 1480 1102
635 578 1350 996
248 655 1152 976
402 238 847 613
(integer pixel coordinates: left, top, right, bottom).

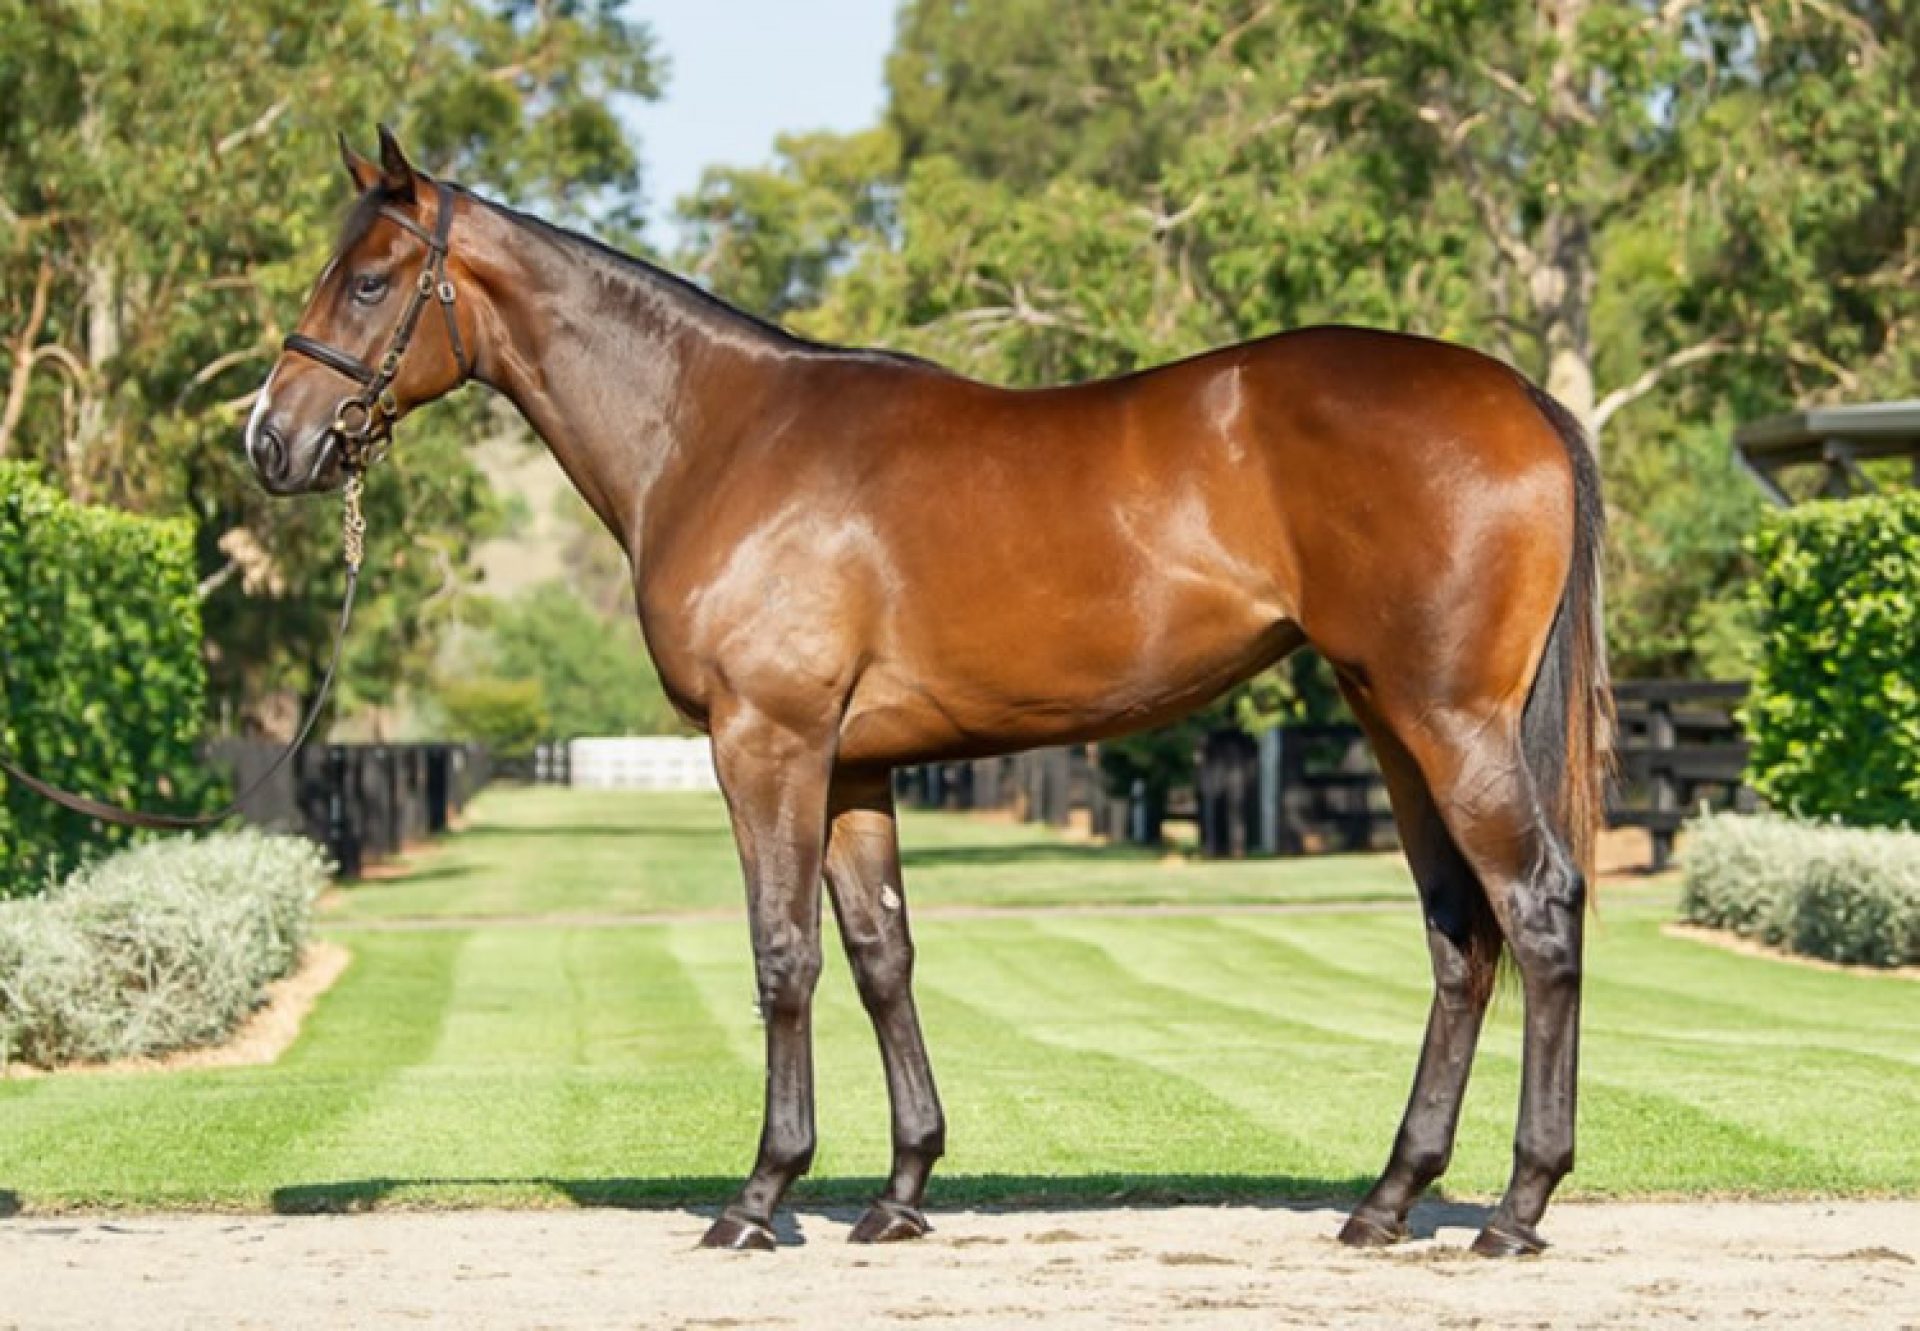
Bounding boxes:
1373 694 1586 1256
823 769 946 1242
1338 692 1501 1247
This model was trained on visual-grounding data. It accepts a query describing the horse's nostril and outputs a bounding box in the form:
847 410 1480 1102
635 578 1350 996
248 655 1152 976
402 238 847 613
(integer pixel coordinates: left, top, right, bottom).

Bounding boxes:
257 426 286 480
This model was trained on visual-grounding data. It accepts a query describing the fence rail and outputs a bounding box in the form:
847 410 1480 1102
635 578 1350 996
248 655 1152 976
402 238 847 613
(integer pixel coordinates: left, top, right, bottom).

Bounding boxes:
211 740 490 878
897 679 1757 864
1607 680 1754 869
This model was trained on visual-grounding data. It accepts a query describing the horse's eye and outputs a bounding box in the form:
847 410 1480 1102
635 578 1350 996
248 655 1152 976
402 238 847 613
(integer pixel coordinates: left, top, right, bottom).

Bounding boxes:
351 273 389 304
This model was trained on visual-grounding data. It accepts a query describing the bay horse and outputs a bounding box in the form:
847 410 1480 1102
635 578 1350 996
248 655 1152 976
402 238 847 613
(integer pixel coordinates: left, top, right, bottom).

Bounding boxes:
249 130 1609 1257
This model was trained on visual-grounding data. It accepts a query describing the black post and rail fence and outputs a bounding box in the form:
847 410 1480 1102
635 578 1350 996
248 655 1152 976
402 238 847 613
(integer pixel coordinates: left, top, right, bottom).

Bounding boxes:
210 740 491 878
895 680 1757 866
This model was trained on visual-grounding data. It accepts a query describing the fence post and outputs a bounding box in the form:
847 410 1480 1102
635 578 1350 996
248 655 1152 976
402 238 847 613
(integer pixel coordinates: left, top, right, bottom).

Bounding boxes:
1257 728 1280 855
1649 700 1678 871
325 744 361 879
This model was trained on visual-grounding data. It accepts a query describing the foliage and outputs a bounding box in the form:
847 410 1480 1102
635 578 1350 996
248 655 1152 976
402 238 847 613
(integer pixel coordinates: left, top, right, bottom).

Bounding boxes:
435 677 549 760
0 0 662 725
0 829 329 1068
679 0 1917 683
0 462 211 893
1743 492 1920 828
441 580 681 742
1681 812 1920 968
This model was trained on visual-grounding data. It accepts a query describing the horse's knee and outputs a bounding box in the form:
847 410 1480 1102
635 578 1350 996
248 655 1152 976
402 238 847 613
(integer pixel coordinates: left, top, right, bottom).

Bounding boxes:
755 937 823 1015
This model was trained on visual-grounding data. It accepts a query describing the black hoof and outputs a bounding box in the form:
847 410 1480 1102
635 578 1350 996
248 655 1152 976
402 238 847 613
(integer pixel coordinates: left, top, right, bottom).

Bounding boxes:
699 1210 777 1251
1470 1222 1547 1258
1337 1211 1407 1248
849 1199 931 1244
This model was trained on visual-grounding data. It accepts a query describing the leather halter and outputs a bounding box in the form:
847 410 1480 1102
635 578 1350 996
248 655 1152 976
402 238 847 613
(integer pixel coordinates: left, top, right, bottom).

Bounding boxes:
282 178 470 468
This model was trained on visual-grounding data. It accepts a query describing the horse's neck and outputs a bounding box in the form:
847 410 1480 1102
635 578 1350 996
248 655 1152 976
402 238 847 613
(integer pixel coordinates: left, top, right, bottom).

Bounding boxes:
466 200 789 551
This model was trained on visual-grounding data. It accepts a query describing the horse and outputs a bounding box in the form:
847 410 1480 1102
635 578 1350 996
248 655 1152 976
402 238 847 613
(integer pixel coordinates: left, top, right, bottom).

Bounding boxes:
248 128 1610 1257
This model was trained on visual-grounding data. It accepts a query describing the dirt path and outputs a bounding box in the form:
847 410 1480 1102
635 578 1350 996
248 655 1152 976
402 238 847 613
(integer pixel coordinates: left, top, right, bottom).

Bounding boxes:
3 1202 1913 1329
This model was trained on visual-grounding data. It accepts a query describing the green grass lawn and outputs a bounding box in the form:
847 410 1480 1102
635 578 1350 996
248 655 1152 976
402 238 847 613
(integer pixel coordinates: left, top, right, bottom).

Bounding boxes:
1 785 1915 1213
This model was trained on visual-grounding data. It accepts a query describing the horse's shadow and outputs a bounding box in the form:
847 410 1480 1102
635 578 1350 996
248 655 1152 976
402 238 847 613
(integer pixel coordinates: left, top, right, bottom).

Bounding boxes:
265 1174 1494 1244
0 1190 19 1219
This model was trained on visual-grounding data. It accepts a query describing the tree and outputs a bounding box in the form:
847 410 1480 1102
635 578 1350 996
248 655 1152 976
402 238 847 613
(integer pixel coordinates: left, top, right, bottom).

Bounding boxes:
0 0 662 729
456 582 683 741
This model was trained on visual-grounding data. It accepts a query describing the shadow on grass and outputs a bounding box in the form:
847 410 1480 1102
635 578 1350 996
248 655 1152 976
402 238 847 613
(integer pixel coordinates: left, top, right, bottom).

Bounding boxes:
269 1171 1470 1220
0 1190 19 1218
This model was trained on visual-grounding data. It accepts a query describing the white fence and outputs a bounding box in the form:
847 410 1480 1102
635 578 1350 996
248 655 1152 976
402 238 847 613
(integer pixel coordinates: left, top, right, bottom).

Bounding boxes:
567 736 721 792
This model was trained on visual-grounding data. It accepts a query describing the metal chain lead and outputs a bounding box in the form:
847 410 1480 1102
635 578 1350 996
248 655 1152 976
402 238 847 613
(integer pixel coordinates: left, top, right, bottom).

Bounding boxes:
342 470 367 573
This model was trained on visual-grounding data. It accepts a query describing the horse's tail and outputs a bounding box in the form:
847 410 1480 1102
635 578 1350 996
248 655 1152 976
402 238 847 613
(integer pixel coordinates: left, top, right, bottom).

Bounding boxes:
1518 382 1612 886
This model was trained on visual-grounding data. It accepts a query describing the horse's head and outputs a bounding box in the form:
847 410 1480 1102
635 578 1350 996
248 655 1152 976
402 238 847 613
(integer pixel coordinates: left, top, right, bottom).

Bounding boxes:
245 127 472 495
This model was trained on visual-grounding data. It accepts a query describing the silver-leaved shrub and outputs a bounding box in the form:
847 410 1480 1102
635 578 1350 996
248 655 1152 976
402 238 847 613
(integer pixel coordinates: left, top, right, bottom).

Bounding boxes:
0 830 330 1068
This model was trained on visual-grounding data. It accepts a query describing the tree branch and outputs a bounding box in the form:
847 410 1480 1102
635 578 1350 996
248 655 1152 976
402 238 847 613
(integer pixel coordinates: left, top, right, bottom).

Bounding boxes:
173 345 270 408
214 99 291 157
1590 338 1729 434
0 258 55 458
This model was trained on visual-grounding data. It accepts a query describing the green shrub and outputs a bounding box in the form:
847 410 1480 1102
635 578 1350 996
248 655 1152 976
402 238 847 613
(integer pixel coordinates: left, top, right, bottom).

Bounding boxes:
0 463 213 893
1681 812 1920 967
0 830 329 1068
1743 490 1920 828
437 676 549 758
456 582 683 739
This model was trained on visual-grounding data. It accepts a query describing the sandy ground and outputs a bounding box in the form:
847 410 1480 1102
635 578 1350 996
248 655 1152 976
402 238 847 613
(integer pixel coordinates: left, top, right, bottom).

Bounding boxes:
2 1202 1914 1330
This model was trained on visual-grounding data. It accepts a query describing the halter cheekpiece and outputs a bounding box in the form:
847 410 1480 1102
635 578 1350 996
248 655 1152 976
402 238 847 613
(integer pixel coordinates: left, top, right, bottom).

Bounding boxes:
281 178 470 469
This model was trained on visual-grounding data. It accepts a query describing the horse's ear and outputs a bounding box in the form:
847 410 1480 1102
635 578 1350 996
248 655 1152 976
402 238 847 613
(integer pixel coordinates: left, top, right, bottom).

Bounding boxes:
376 124 419 203
338 132 381 194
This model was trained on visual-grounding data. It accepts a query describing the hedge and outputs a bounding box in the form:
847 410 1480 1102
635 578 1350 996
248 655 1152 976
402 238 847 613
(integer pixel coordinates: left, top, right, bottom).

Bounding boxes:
1680 812 1920 968
0 463 212 894
0 830 330 1069
1744 490 1920 829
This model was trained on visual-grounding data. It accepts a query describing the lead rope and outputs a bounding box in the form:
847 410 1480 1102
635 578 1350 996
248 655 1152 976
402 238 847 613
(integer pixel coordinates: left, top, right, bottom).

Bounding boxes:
0 479 367 832
342 468 367 574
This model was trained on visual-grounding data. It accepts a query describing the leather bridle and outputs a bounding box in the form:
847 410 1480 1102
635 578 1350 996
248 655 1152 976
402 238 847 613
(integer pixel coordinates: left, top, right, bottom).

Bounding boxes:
281 178 470 472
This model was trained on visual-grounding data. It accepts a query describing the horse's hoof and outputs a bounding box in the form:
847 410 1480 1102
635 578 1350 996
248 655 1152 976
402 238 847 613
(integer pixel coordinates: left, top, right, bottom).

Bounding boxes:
1337 1211 1407 1248
849 1200 931 1244
699 1210 777 1252
1469 1222 1547 1258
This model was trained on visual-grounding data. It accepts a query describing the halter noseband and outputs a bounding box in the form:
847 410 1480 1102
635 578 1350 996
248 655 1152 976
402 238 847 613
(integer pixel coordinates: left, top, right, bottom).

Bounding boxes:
281 178 470 468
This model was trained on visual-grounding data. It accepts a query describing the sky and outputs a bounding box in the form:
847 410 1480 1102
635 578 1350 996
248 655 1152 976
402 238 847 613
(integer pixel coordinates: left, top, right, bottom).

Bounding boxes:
625 1 899 246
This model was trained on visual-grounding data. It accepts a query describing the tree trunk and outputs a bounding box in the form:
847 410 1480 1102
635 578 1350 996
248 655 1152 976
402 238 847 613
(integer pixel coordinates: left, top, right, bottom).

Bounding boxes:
1533 212 1598 433
69 251 119 500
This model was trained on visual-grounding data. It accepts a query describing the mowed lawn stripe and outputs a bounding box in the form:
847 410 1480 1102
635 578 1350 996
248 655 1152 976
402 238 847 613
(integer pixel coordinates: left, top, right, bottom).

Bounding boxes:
276 926 761 1205
0 930 464 1207
1035 913 1880 1195
913 919 1346 1185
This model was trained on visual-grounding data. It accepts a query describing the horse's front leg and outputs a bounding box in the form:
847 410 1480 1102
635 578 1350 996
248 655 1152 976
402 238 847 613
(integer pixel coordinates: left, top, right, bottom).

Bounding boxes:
823 770 945 1242
699 710 835 1252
